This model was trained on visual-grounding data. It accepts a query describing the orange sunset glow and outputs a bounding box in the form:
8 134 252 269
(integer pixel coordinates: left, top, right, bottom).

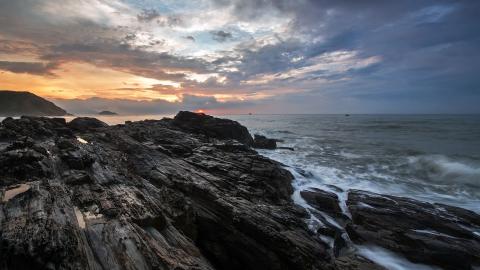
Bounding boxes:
0 0 479 115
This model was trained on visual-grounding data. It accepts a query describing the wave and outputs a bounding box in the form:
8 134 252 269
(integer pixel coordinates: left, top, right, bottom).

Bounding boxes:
408 155 480 187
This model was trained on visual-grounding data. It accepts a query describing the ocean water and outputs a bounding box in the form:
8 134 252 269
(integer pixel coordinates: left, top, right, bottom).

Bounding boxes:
226 114 480 213
227 114 480 269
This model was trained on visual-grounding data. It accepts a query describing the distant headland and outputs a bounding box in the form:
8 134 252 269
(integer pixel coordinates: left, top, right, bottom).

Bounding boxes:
0 90 68 116
98 110 118 116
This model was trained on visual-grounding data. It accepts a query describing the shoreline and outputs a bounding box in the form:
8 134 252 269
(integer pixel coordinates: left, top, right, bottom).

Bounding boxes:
0 113 479 269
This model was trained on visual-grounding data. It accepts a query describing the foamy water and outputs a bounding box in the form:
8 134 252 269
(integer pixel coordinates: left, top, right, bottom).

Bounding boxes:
229 114 480 269
228 114 480 213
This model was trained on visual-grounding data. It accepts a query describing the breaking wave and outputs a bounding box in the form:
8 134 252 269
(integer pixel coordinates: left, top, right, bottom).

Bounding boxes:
407 155 480 187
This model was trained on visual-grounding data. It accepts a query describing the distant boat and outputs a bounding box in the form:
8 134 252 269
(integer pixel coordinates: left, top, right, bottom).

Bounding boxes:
248 112 253 115
345 114 350 117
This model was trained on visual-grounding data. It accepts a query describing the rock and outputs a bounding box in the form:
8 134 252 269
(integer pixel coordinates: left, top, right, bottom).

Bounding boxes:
68 117 108 131
62 170 92 185
300 188 351 257
0 116 68 139
253 134 277 149
0 114 334 270
346 190 480 270
173 111 254 146
60 149 95 170
301 188 343 217
56 138 77 150
334 254 386 270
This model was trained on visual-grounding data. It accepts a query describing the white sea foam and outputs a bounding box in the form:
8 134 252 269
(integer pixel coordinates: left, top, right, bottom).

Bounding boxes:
339 150 362 159
357 245 441 270
408 155 480 187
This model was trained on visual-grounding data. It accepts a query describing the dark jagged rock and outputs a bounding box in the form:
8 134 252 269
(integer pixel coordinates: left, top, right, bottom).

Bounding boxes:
253 134 277 149
0 90 68 116
173 111 254 146
346 190 480 270
300 188 480 270
68 117 108 131
0 113 334 270
334 254 386 270
0 116 69 139
301 188 342 218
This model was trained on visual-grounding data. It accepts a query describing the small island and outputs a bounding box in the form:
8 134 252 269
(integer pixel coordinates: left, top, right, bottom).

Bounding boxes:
98 110 118 115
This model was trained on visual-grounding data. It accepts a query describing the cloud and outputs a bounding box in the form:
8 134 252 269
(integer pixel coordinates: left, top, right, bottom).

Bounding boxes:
137 9 160 22
52 94 254 115
210 30 233 42
184 36 195 42
1 0 479 113
0 61 59 76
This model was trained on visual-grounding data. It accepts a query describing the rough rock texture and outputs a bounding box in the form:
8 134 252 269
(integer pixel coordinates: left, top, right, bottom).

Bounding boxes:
173 111 253 146
347 190 480 270
0 112 333 270
301 188 480 270
68 117 109 131
300 189 342 218
253 135 277 150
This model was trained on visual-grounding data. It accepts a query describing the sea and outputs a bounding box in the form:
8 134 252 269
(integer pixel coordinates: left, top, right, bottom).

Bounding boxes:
2 113 479 269
227 114 480 213
227 114 480 270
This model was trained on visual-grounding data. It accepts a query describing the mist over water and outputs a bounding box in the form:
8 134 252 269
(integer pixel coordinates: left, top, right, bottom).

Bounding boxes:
227 114 480 213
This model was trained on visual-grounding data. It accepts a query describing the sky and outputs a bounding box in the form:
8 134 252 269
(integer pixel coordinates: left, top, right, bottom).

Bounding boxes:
0 0 479 114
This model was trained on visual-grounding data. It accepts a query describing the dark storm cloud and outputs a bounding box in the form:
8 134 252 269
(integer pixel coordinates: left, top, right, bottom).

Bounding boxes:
210 31 233 42
1 0 479 112
0 61 59 76
42 41 214 79
209 0 480 112
184 36 195 42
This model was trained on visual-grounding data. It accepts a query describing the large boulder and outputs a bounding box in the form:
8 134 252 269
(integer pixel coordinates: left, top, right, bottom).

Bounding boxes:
173 111 254 145
346 190 480 270
68 117 108 131
253 134 277 149
300 188 342 217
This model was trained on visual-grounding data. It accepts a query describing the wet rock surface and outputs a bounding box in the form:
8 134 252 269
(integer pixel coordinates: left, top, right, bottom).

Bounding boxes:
0 112 333 270
301 188 480 270
347 190 480 270
253 134 277 150
172 111 253 146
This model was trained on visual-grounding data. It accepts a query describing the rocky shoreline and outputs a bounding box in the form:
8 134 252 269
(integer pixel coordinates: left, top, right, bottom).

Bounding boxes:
0 111 479 270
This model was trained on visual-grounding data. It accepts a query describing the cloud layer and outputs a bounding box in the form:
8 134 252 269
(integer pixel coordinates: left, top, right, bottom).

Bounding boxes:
0 0 479 113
